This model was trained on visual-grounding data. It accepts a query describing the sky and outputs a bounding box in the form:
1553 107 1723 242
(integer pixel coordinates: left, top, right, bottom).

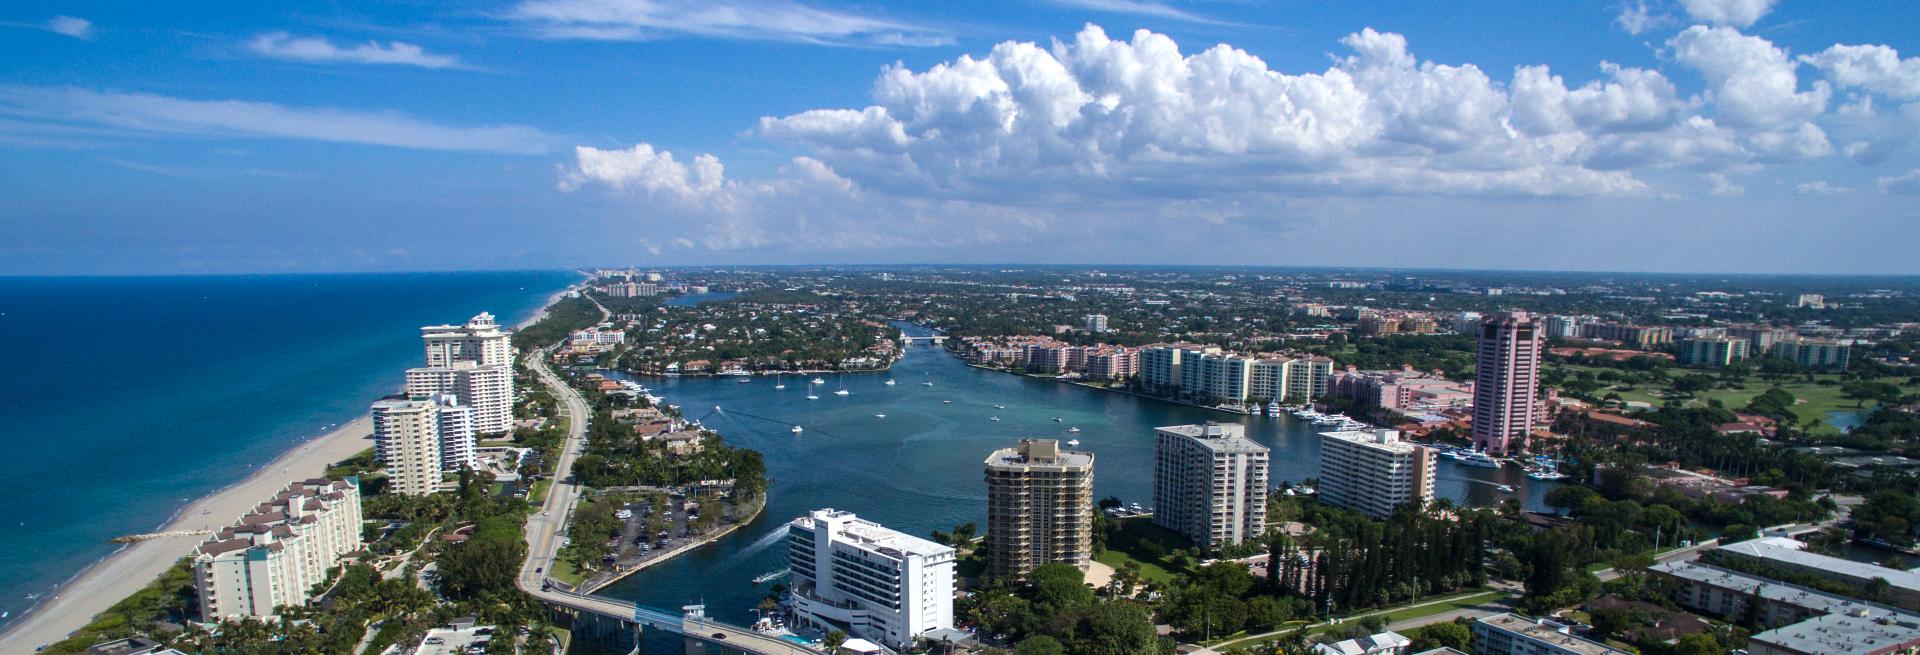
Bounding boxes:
3 0 1919 275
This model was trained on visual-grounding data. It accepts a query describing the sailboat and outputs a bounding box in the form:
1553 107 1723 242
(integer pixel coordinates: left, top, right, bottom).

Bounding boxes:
833 376 850 396
774 373 786 390
806 393 819 400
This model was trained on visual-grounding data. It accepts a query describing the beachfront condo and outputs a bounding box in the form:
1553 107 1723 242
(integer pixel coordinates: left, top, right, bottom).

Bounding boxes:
407 312 515 434
786 509 956 651
984 439 1094 581
191 478 363 620
1152 423 1269 550
371 394 476 495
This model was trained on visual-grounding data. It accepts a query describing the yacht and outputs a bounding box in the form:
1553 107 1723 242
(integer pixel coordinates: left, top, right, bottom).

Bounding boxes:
1457 452 1501 468
884 379 896 386
791 426 803 434
811 377 826 385
1052 417 1063 422
1527 470 1568 481
736 377 751 384
1067 426 1081 433
1265 401 1281 417
1066 439 1081 447
1495 484 1516 493
922 381 934 387
989 416 1001 422
943 399 952 404
874 414 886 419
994 404 1006 409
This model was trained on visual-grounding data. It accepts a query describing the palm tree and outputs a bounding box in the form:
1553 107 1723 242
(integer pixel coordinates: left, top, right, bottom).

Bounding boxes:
823 629 849 654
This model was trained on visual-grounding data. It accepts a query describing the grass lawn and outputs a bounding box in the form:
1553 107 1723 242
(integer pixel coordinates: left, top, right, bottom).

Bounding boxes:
549 558 586 586
1095 517 1194 584
1551 365 1890 435
528 479 551 506
1371 589 1504 624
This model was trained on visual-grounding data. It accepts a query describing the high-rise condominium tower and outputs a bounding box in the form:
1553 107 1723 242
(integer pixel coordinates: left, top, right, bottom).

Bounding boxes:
985 439 1094 581
406 312 514 434
1471 311 1542 455
1152 423 1269 549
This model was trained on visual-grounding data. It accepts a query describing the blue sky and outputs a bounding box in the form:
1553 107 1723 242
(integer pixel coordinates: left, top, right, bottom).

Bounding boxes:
3 0 1918 275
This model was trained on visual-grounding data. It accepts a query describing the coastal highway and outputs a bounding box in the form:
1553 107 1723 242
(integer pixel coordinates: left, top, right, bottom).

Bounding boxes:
518 349 592 597
514 348 818 655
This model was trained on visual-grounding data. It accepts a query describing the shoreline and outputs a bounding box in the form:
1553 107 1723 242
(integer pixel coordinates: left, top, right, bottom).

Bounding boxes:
0 279 580 652
0 417 378 653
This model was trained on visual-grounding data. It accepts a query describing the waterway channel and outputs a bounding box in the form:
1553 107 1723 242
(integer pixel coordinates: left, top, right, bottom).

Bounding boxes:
600 325 1559 653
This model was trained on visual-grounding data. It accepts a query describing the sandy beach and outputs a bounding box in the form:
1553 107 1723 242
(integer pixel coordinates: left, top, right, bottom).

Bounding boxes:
0 282 578 652
0 414 378 652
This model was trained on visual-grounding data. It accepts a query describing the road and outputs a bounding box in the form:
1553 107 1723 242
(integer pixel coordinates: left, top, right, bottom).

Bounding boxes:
518 349 592 595
512 332 817 655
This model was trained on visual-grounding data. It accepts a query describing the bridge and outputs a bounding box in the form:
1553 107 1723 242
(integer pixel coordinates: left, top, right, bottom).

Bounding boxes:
522 338 820 655
899 334 947 344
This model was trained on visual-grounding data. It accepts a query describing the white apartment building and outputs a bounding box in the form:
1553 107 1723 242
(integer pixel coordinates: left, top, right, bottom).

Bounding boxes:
1141 344 1332 404
1153 423 1270 549
404 361 512 434
1318 429 1436 519
421 312 512 368
192 478 363 620
1472 613 1632 655
1084 314 1109 333
787 509 955 651
372 395 473 496
409 313 515 434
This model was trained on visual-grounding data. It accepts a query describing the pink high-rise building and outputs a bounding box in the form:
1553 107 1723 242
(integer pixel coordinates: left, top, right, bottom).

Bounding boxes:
1472 311 1542 455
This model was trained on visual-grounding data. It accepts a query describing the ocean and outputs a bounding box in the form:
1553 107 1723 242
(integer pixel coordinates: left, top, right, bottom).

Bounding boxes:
0 271 575 624
601 327 1560 653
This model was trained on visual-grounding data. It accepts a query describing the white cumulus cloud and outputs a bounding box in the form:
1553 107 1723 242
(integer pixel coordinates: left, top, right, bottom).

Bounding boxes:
1678 0 1776 28
1802 43 1920 100
247 33 463 69
1793 180 1850 194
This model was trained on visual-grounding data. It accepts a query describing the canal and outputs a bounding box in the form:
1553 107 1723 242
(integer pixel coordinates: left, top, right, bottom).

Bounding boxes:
602 328 1557 652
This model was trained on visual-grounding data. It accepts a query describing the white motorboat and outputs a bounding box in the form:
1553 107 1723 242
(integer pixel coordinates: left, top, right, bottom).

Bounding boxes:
791 426 803 433
1496 484 1516 493
884 379 896 386
811 377 826 385
874 414 886 419
993 404 1006 409
1067 427 1081 433
1066 439 1081 447
989 416 1000 421
922 381 934 386
1458 453 1501 468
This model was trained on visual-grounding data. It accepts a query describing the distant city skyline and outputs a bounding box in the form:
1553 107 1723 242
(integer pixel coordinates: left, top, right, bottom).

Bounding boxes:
4 1 1919 275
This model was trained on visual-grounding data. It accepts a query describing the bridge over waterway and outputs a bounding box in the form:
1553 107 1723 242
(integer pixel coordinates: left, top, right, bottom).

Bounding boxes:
522 339 821 655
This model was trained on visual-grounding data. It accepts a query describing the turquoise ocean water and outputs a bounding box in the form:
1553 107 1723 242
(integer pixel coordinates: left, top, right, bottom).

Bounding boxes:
0 271 574 626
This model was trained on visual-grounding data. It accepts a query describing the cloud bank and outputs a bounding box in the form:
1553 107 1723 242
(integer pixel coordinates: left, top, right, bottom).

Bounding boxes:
552 21 1918 253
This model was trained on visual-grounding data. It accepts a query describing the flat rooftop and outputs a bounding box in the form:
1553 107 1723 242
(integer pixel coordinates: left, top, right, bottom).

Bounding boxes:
794 509 952 559
1157 424 1268 453
1320 429 1423 454
1652 561 1919 620
1751 611 1920 654
1477 613 1632 655
1717 537 1920 593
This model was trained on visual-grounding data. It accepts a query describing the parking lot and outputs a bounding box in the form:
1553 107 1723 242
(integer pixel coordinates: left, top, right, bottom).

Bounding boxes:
412 625 496 655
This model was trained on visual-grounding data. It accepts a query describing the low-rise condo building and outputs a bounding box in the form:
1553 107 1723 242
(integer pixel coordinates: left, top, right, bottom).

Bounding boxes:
1712 537 1920 611
1770 338 1852 371
787 509 955 651
985 439 1094 581
1472 613 1633 655
1678 336 1751 368
1318 429 1436 519
191 478 363 620
1153 423 1269 549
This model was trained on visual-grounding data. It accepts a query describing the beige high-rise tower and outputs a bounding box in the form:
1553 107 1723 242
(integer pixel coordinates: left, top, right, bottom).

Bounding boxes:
1153 423 1269 550
984 439 1094 581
